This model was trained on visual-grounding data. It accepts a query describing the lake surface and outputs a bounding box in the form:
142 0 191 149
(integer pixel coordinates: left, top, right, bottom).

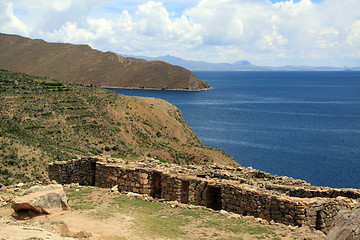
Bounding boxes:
108 71 360 189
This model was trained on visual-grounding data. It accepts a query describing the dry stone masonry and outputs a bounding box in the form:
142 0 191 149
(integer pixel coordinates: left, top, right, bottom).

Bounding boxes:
48 157 360 233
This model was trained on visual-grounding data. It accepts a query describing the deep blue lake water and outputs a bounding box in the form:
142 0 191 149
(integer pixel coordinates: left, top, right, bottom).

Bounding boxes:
108 71 360 189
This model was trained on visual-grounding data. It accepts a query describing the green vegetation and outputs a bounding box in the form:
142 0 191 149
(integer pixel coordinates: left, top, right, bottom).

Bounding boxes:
154 156 170 164
66 188 93 200
67 188 95 210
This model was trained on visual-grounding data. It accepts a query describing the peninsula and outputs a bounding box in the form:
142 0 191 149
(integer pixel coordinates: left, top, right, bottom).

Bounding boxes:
0 33 209 91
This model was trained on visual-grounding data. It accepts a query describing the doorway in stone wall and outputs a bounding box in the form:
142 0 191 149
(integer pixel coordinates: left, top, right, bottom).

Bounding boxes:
205 186 222 210
181 181 190 204
150 171 162 199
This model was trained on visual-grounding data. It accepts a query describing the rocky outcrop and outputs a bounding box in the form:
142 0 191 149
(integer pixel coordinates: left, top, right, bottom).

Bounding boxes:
12 184 70 214
0 33 209 90
326 209 360 240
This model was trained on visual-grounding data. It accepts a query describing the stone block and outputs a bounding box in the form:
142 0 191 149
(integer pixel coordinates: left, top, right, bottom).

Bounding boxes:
139 173 149 178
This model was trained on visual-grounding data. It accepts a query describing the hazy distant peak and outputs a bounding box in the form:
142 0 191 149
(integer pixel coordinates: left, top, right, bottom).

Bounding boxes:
124 54 359 72
233 60 253 66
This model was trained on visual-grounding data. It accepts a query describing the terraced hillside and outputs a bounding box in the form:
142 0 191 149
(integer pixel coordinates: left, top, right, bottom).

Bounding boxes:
0 70 235 184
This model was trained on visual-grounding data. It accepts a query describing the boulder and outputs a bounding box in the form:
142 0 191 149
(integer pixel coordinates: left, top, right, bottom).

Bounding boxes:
111 185 119 193
12 184 70 214
326 209 360 240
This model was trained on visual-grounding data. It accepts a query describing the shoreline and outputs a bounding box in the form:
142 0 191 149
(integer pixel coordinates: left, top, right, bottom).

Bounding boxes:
101 85 212 92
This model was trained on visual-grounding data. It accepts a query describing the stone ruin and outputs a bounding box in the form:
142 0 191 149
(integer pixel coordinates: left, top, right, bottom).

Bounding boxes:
48 156 360 233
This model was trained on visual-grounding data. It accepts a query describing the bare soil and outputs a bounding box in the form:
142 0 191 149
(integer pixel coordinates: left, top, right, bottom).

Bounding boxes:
0 185 326 240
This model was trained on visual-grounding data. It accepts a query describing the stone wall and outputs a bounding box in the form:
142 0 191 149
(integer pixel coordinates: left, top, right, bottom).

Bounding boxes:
48 157 359 233
266 184 360 199
95 162 151 195
48 157 97 186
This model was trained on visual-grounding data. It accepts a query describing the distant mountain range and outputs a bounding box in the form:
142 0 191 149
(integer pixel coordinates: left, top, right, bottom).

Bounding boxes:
124 55 360 72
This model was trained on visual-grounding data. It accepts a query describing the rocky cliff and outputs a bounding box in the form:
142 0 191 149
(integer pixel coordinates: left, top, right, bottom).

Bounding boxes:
0 33 209 91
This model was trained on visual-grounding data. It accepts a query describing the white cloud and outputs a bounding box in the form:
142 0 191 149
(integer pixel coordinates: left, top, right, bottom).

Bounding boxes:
1 0 360 66
136 1 171 36
346 20 360 57
22 0 105 31
0 0 30 35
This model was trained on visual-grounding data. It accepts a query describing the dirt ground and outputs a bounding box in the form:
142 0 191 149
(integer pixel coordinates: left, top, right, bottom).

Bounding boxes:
0 185 326 240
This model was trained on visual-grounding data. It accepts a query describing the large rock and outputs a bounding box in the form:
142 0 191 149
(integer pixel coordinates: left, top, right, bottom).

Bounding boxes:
326 209 360 240
12 184 70 214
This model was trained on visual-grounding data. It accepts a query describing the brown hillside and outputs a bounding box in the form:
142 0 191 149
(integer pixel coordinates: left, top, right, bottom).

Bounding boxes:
0 70 235 184
0 33 209 91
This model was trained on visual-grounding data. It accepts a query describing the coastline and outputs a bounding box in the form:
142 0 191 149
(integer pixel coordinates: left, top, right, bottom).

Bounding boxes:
101 85 212 92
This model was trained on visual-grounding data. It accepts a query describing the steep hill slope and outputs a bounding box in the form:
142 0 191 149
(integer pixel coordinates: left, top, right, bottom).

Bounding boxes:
0 33 209 91
0 70 235 184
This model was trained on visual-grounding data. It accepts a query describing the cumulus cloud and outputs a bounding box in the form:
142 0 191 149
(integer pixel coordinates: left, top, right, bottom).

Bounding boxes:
0 0 30 35
20 0 106 32
1 0 360 66
182 0 360 64
346 20 360 57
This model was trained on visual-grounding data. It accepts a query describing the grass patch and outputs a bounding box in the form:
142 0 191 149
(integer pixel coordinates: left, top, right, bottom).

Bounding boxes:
106 206 122 213
154 156 170 164
112 195 163 214
112 195 187 238
134 213 186 239
111 154 125 159
224 219 273 236
244 226 273 235
67 188 93 200
179 209 202 218
202 219 224 229
199 216 276 239
72 204 95 210
125 153 142 160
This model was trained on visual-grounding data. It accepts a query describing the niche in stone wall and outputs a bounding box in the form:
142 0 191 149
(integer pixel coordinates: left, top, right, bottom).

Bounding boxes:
88 160 97 186
316 210 325 230
181 181 190 204
150 171 162 199
205 186 222 210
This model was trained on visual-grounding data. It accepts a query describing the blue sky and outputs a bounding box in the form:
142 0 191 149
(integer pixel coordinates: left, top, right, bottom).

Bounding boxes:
1 0 359 67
